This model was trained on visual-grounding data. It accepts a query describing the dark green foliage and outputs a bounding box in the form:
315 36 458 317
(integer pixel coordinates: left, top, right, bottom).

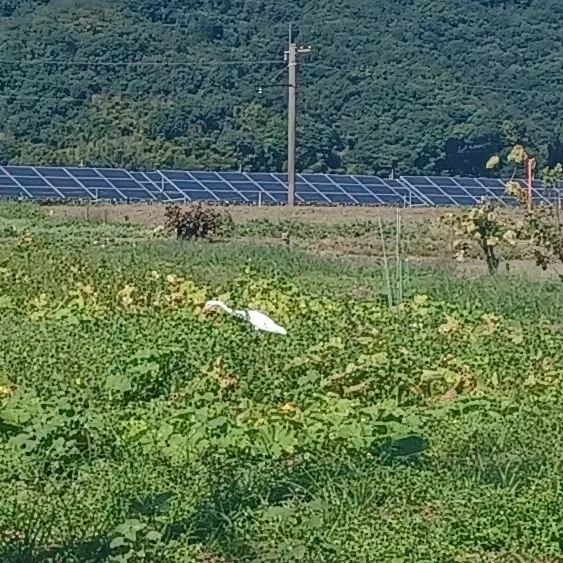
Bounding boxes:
0 0 562 174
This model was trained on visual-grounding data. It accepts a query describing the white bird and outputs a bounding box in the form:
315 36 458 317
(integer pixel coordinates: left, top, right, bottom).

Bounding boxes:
203 300 288 335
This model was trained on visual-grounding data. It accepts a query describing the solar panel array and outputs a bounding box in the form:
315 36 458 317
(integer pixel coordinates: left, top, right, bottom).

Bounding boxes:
0 165 561 207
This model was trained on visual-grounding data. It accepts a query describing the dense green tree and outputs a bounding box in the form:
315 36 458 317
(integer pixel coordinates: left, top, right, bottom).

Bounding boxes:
0 0 561 175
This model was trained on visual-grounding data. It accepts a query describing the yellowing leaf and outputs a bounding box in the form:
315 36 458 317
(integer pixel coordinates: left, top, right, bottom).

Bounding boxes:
507 144 529 165
343 381 370 396
438 315 462 336
412 295 429 307
486 155 500 169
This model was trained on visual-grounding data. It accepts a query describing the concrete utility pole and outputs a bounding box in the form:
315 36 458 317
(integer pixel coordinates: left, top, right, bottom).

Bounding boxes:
285 39 311 206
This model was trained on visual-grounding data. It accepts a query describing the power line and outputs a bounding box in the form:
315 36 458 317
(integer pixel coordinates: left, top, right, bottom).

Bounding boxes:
0 58 282 68
301 61 563 98
2 56 559 98
0 94 86 103
0 60 560 105
0 93 238 106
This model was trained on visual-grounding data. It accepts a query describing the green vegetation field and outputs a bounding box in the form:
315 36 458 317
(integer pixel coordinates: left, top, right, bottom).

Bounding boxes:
1 203 563 562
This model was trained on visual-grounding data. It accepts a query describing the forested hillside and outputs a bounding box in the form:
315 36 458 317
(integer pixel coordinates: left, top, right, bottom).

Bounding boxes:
0 0 562 175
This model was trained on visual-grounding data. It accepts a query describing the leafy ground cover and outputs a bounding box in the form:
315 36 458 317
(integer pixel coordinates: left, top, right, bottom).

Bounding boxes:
0 203 563 562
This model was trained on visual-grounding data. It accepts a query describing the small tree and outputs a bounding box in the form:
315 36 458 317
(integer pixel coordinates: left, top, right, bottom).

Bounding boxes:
489 144 533 207
441 200 519 275
443 143 563 276
487 144 563 271
524 206 563 269
525 163 563 270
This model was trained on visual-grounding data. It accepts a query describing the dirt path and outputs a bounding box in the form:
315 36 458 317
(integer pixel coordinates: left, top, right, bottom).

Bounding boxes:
48 203 448 226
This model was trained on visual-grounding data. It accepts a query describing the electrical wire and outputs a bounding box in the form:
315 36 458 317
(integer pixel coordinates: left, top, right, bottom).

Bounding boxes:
301 61 563 98
0 59 560 104
0 58 282 67
0 92 237 105
2 56 559 98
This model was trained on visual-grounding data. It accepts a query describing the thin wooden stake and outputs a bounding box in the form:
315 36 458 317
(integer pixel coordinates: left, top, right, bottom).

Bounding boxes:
379 217 393 308
395 208 403 304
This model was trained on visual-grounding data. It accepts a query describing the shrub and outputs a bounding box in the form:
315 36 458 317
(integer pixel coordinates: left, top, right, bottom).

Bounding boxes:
164 203 231 240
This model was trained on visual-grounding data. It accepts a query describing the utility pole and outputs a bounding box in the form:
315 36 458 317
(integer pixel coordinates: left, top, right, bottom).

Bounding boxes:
285 38 311 206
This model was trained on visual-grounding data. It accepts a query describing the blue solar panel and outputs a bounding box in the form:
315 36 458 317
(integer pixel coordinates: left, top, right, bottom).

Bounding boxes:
230 182 260 194
4 166 37 176
201 181 234 192
301 174 332 184
0 185 27 197
0 165 559 207
49 177 80 188
402 177 455 206
330 175 360 185
218 172 247 182
139 182 167 201
248 173 280 183
407 176 433 186
156 182 183 199
312 182 342 195
384 179 405 189
57 188 92 199
353 193 381 204
35 167 70 178
66 168 101 178
372 194 397 204
366 185 398 196
256 181 287 193
344 184 371 195
462 186 488 197
97 168 131 179
510 179 555 204
478 178 505 188
191 172 222 181
95 189 126 200
406 195 426 206
327 193 356 204
108 179 141 191
239 191 270 204
439 186 470 197
455 177 481 188
142 172 162 182
20 176 49 187
356 176 385 186
265 192 288 203
297 183 322 194
432 177 458 187
80 178 112 189
161 171 192 183
129 172 148 181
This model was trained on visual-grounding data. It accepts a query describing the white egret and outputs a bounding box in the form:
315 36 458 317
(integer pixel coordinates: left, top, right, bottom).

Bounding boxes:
203 300 288 335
